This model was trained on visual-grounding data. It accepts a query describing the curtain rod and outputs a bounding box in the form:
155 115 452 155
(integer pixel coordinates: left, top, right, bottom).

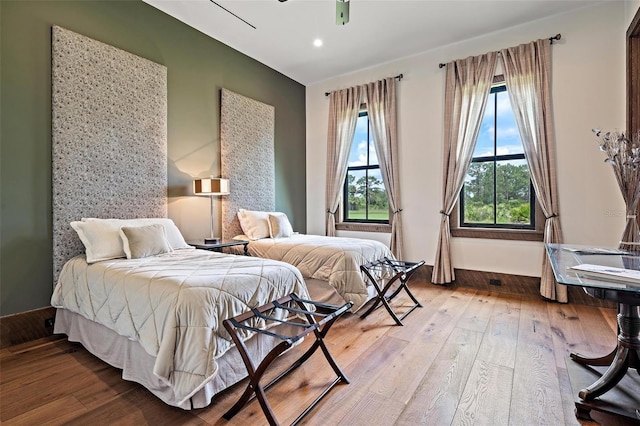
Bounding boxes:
325 73 404 96
437 34 561 69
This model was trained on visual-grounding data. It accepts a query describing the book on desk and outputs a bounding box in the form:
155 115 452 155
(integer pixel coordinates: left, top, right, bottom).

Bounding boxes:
570 263 640 286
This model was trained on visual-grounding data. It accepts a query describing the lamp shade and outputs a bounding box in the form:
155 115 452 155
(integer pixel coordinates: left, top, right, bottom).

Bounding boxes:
193 178 230 195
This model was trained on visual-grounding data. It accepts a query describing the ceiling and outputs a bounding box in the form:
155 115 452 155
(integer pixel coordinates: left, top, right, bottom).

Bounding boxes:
143 0 608 85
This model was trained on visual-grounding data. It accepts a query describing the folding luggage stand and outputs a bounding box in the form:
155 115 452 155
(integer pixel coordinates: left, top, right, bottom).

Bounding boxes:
222 293 352 426
360 257 425 325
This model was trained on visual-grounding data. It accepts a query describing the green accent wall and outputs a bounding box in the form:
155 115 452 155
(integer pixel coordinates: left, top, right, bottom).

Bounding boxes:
0 0 306 316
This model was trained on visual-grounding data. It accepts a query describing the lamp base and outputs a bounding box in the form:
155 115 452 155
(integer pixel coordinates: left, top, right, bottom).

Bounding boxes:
204 237 220 244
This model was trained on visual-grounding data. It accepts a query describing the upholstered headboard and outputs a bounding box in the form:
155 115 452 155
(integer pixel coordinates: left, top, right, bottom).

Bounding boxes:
51 26 167 285
220 89 275 240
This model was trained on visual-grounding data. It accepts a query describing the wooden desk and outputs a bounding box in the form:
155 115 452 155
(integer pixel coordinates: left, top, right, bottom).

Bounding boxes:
546 244 640 422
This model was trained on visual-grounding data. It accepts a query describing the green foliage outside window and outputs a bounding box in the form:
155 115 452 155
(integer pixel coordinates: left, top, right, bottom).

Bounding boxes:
346 174 389 220
463 162 531 225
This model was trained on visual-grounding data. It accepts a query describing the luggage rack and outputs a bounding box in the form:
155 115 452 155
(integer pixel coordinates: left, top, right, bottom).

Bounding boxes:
222 293 353 426
360 257 425 325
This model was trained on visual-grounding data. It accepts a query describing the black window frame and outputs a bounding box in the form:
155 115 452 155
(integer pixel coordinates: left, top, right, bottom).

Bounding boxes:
342 110 389 224
459 85 535 230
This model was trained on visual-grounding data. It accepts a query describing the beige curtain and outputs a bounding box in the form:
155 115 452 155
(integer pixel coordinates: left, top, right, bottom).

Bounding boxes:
432 52 498 284
364 78 403 259
325 86 364 236
501 40 565 302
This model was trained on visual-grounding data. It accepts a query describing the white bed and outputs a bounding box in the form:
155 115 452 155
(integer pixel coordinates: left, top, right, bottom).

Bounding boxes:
232 210 395 311
51 220 310 409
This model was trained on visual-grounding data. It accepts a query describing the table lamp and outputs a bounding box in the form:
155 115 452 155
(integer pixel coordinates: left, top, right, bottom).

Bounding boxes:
193 177 230 244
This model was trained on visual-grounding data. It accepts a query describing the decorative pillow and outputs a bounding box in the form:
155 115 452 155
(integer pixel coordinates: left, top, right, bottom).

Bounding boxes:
82 218 191 250
119 224 172 259
268 213 294 238
71 220 126 263
237 209 271 240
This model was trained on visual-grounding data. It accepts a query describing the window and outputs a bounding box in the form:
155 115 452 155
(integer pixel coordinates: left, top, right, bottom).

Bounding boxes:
459 84 535 229
342 110 389 223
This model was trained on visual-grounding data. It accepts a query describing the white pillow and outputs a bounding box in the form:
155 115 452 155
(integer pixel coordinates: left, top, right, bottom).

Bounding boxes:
268 213 294 238
71 220 126 263
82 218 191 250
119 224 172 259
237 209 271 240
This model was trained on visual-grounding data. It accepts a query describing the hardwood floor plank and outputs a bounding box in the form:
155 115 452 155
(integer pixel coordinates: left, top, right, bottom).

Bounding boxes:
2 395 88 425
509 297 564 425
396 327 484 426
328 391 406 426
323 303 399 369
557 366 583 426
572 304 618 357
475 294 521 369
598 306 618 334
454 291 496 333
295 335 408 425
451 360 513 426
63 387 207 425
0 339 81 384
369 286 477 404
1 362 115 421
385 283 457 342
547 302 590 369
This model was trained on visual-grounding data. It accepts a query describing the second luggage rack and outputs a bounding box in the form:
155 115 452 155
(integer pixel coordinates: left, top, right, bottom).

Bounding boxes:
222 293 353 426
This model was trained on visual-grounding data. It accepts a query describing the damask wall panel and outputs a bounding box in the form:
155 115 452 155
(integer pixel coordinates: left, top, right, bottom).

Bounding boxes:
220 89 275 240
52 26 167 285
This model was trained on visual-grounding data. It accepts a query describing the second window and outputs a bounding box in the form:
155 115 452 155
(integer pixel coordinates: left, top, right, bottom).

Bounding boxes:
460 84 535 229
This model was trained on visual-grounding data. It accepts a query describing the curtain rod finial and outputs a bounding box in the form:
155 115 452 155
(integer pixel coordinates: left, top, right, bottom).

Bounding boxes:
439 63 446 69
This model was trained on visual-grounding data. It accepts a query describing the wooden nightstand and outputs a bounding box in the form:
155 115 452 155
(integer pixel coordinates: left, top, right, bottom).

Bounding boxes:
188 240 249 255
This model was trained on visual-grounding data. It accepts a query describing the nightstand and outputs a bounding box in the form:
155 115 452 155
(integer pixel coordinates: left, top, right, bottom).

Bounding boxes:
188 240 249 255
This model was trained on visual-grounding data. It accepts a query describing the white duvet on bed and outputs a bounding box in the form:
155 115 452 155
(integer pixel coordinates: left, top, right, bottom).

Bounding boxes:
50 250 309 405
244 234 394 311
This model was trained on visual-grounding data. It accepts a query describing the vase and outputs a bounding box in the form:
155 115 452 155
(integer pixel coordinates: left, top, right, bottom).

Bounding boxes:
619 212 640 253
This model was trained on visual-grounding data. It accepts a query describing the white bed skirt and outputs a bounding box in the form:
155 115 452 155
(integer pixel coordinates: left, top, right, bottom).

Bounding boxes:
54 308 295 409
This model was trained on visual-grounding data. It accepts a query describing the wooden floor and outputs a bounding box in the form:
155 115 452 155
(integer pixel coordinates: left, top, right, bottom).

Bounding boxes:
1 282 637 425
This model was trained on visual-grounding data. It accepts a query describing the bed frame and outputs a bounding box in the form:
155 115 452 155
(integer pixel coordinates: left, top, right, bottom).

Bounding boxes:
51 26 295 410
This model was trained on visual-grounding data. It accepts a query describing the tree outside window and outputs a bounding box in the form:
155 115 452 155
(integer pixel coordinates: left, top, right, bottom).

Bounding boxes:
460 85 535 228
343 110 389 223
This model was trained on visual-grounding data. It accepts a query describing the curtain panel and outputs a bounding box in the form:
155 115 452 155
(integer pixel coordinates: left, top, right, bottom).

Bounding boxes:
432 53 498 284
501 39 566 302
364 78 404 259
325 87 363 236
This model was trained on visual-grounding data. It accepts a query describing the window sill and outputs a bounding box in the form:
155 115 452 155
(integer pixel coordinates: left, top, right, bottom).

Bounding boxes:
336 222 391 233
451 227 544 242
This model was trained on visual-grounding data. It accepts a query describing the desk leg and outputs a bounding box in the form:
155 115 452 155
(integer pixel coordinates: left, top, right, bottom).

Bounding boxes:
570 348 616 366
578 345 630 400
575 303 640 401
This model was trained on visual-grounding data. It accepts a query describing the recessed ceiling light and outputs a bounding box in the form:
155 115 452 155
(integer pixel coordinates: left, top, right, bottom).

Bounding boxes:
313 38 323 47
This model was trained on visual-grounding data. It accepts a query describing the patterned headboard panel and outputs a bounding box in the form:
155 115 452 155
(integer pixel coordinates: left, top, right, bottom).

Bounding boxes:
220 89 275 240
51 26 167 285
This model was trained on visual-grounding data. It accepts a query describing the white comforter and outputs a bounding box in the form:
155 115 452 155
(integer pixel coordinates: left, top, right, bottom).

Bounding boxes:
245 234 394 311
50 250 309 405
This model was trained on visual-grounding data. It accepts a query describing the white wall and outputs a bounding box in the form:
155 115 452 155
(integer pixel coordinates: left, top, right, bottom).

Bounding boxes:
306 2 627 277
627 1 639 28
